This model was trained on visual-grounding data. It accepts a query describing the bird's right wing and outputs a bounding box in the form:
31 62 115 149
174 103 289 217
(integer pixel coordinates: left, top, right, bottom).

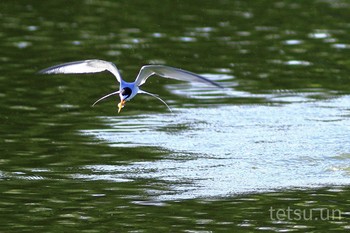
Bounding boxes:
38 59 122 83
134 65 223 88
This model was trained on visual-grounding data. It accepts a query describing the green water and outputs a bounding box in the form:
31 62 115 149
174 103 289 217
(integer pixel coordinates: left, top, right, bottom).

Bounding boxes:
1 0 350 232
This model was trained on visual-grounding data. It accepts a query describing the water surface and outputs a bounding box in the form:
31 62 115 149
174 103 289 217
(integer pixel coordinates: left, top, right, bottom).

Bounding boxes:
1 0 350 232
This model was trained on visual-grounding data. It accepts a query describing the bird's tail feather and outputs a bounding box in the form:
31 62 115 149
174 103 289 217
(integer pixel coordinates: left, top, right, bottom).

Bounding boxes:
138 90 172 112
92 91 120 106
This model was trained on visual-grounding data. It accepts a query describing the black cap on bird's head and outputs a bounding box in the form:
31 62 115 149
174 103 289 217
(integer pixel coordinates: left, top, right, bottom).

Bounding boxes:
121 87 132 98
118 87 132 113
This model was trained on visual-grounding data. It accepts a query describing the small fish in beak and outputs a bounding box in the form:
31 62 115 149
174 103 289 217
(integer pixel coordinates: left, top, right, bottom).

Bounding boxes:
118 100 126 113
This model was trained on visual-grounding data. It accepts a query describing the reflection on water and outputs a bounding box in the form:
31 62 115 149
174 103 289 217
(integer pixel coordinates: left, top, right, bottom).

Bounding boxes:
1 0 350 232
81 90 350 200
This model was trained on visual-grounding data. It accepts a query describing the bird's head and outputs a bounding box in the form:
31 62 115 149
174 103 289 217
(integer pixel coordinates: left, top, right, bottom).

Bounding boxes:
118 87 132 113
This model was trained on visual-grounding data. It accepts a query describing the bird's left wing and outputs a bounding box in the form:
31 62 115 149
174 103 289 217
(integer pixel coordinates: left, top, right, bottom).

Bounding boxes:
38 59 122 83
134 65 222 88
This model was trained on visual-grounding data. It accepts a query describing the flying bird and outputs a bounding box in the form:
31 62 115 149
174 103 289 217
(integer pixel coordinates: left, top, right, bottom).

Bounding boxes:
39 59 222 113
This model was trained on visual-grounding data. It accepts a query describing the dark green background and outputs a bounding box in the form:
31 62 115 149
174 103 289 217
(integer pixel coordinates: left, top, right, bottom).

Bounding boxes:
1 0 349 232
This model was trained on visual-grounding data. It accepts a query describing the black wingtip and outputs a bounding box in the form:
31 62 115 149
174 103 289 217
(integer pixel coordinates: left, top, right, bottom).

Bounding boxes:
174 67 224 88
212 80 224 89
37 65 58 74
37 69 47 74
198 75 224 89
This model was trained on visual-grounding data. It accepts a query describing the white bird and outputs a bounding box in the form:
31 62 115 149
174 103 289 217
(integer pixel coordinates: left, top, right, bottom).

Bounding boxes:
39 59 223 113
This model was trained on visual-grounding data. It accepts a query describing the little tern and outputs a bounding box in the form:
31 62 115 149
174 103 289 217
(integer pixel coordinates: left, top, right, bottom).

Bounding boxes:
39 59 222 113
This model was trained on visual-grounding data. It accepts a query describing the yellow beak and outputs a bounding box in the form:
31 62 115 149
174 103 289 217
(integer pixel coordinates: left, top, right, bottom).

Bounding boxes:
118 100 126 113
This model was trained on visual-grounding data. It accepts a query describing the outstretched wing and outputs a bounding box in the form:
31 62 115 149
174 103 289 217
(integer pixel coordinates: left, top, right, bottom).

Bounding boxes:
134 65 222 88
38 59 122 83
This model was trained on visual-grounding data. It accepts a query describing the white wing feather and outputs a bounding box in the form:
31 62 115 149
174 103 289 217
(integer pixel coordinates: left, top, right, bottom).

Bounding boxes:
134 65 222 88
39 59 122 83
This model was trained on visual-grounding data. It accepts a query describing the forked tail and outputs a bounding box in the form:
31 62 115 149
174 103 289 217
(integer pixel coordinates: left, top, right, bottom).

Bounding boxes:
138 90 172 112
92 91 120 106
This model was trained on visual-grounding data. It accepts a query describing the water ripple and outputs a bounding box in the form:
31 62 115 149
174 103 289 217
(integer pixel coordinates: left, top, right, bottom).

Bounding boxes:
80 95 350 200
